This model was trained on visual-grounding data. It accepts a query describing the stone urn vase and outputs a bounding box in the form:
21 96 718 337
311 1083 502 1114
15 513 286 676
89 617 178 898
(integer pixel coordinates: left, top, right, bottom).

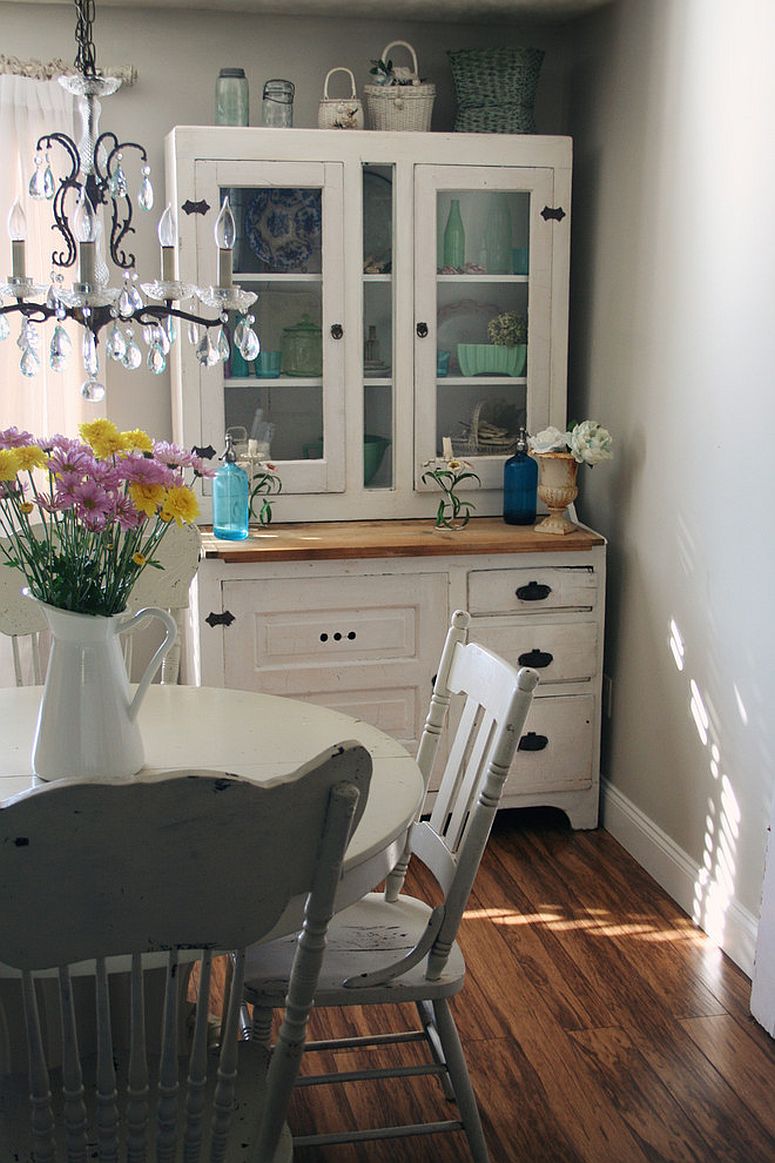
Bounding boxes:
532 451 579 535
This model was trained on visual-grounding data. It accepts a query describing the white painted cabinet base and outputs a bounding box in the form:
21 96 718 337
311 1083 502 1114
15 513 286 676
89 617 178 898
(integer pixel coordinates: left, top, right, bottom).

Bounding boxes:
188 520 606 829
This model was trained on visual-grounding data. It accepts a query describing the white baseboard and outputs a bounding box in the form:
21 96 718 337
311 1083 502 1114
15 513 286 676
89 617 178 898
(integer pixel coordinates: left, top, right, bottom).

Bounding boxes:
602 778 758 977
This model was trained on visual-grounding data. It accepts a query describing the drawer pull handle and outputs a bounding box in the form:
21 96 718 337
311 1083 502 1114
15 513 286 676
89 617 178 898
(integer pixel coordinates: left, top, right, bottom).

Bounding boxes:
416 321 429 338
330 323 343 339
518 649 553 669
516 581 551 602
518 732 549 751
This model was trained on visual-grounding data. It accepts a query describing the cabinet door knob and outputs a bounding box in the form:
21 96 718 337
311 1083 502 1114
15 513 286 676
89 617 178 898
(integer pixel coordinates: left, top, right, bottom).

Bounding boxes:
518 732 549 751
518 649 553 668
515 581 551 601
330 323 343 339
416 322 429 338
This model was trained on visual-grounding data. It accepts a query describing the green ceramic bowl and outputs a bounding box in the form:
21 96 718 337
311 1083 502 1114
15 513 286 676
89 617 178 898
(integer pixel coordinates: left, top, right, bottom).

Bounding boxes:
303 434 391 486
456 343 526 377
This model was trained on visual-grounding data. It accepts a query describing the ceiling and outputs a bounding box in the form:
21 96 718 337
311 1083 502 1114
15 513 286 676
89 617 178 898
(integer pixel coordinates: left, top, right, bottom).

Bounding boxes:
8 0 612 23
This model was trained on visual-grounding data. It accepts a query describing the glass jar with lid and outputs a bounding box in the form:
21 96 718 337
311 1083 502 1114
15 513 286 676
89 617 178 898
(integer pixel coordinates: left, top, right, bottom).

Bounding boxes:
215 68 249 126
262 79 295 127
281 314 322 376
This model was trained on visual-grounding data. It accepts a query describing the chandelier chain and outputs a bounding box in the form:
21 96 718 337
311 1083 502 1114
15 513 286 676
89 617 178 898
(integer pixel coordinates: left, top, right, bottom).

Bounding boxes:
73 0 97 78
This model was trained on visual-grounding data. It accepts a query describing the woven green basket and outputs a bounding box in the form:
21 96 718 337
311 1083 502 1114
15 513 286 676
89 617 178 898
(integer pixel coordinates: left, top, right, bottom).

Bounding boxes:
455 103 537 134
447 46 544 110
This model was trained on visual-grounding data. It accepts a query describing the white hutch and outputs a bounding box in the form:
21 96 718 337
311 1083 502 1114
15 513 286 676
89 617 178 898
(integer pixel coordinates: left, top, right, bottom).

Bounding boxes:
166 126 605 827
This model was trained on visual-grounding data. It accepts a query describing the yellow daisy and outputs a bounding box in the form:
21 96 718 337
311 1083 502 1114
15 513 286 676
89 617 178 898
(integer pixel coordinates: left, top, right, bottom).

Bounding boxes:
13 445 47 472
121 428 154 453
79 419 124 458
0 449 21 481
128 482 165 518
160 485 199 525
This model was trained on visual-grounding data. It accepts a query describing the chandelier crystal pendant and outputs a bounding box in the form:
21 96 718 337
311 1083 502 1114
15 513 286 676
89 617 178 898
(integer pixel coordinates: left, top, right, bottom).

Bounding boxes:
0 0 259 401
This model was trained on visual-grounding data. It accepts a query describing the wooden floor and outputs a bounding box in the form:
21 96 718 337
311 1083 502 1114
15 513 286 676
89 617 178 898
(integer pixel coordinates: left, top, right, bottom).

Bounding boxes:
284 808 775 1162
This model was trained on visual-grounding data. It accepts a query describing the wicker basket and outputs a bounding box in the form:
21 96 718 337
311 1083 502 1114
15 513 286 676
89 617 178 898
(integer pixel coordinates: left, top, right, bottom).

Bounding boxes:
455 103 537 134
365 41 435 132
447 47 543 134
451 398 526 458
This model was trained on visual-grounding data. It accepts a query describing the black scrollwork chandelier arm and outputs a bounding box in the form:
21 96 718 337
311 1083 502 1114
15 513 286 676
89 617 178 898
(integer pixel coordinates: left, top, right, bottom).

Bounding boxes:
36 131 81 268
0 298 222 337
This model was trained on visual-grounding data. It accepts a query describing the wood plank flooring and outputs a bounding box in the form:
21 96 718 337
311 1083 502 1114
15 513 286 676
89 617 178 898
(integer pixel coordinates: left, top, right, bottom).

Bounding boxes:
283 808 775 1162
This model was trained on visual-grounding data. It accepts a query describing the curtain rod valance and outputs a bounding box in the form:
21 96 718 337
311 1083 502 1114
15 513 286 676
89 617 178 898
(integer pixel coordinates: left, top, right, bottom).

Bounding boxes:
0 54 137 86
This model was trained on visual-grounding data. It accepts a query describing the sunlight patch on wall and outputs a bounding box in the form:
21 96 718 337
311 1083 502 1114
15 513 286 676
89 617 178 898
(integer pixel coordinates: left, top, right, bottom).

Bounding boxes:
667 614 741 948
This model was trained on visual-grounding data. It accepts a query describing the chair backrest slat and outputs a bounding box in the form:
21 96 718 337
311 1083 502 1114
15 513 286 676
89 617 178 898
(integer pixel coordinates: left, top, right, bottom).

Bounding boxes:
1 742 371 1162
183 947 212 1161
126 953 149 1163
58 964 88 1162
21 969 57 1163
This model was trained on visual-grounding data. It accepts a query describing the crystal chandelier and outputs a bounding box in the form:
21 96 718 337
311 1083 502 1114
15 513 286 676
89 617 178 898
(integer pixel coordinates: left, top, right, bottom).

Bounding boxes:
0 0 259 402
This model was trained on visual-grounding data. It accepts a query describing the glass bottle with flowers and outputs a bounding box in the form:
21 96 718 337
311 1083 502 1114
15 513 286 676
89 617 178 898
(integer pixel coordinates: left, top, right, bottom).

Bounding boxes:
249 461 283 526
0 420 212 782
529 420 613 535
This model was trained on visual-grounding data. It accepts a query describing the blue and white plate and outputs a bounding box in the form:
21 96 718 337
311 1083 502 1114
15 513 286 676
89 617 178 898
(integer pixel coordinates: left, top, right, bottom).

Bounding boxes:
245 188 322 273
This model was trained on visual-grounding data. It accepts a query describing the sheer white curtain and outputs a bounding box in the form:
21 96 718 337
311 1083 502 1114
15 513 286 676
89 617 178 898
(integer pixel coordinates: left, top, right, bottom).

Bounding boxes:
0 72 100 438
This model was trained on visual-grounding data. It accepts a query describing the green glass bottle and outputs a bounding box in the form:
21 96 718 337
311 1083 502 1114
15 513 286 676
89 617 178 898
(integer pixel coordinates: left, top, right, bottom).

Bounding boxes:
443 199 465 269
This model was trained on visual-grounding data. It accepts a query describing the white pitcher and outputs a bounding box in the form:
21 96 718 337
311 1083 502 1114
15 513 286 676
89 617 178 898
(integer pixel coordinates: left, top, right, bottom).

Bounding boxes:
28 596 177 782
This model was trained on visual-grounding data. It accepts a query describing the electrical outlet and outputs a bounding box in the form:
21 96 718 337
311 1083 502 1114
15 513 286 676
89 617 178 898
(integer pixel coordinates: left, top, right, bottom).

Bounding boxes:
603 674 613 719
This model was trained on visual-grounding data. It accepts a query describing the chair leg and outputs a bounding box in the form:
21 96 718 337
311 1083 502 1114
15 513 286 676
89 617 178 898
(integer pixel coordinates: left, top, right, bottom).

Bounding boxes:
431 998 490 1163
250 1005 273 1048
416 999 455 1101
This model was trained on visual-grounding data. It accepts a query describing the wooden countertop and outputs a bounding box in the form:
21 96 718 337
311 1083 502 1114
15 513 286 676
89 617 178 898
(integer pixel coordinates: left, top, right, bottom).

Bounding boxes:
201 518 605 563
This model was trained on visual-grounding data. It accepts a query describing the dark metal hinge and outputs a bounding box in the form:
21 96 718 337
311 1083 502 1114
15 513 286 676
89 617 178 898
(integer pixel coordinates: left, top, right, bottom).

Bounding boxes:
182 199 210 217
193 444 217 461
205 610 235 628
541 206 566 222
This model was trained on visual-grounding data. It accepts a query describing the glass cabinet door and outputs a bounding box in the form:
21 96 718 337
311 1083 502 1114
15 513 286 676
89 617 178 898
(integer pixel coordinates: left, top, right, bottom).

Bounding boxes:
362 163 394 491
414 164 555 492
194 159 345 494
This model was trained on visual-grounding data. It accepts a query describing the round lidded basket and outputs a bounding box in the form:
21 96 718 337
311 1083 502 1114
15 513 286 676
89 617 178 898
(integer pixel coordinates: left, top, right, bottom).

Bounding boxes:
365 41 435 132
447 47 544 134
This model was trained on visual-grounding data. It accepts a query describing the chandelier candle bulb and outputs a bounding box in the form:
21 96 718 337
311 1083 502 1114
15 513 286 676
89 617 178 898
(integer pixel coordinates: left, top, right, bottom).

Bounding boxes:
158 205 177 282
8 200 26 280
214 198 236 287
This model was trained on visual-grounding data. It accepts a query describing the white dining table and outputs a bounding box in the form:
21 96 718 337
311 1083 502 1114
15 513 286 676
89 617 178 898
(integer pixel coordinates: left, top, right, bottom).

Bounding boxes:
0 684 425 933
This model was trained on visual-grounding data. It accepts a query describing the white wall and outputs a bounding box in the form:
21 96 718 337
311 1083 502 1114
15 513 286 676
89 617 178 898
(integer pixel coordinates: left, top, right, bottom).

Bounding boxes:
0 2 568 436
567 0 775 972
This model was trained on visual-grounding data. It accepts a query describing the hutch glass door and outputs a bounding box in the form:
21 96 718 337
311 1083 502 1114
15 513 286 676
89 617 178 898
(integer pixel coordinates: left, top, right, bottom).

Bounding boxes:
414 164 555 492
194 159 345 494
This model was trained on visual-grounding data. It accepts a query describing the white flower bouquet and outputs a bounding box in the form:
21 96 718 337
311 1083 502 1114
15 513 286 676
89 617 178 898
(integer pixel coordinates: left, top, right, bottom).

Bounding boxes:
529 421 613 466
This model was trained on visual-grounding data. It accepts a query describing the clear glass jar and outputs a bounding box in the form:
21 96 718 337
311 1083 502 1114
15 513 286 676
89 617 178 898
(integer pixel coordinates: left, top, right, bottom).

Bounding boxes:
262 79 295 127
216 68 249 126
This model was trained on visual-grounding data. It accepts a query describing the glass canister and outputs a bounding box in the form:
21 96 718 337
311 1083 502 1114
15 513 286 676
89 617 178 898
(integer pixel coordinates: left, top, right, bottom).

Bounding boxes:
216 68 249 126
281 314 322 376
262 79 295 127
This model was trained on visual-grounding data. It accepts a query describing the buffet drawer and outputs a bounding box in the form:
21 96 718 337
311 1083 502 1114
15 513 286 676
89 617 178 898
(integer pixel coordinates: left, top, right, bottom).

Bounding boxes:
468 565 598 615
472 621 598 684
507 693 595 793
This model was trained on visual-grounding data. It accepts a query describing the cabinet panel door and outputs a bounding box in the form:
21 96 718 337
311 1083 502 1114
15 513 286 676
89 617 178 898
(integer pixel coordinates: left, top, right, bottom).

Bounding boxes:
190 158 346 499
220 572 448 751
414 163 559 492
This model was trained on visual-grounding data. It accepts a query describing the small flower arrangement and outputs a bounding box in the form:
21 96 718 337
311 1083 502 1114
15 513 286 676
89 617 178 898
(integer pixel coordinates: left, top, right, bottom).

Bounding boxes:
530 421 613 466
421 456 481 530
487 311 527 347
368 57 422 86
249 462 282 526
0 420 211 617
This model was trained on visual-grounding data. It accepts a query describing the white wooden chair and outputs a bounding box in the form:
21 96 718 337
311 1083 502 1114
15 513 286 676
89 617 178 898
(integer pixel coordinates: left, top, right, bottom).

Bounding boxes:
0 522 201 687
243 609 539 1162
0 740 371 1163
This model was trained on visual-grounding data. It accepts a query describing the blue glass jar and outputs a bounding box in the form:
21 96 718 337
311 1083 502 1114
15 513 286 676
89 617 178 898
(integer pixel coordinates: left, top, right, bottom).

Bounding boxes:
503 427 537 525
213 434 249 540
